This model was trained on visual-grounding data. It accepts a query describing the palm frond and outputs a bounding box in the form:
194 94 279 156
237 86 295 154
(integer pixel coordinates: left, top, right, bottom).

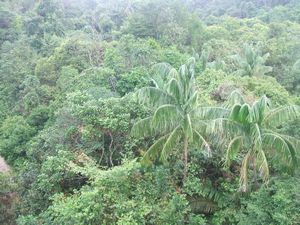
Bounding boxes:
152 104 182 132
238 104 250 123
282 138 298 170
191 120 208 134
193 129 211 157
152 63 173 85
206 118 244 138
183 91 198 112
225 90 245 108
193 107 229 120
186 57 196 68
183 114 194 141
160 126 182 162
152 62 172 74
186 57 196 78
256 148 269 184
150 63 171 89
179 64 188 81
141 134 169 166
230 104 242 121
279 134 300 151
264 105 300 128
131 117 154 138
167 78 181 103
240 152 251 192
262 132 297 169
224 136 242 168
168 68 179 80
250 123 262 149
250 95 270 124
249 101 260 123
137 87 176 108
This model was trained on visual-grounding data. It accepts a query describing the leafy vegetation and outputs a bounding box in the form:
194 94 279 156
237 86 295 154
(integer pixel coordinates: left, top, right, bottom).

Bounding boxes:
0 0 299 224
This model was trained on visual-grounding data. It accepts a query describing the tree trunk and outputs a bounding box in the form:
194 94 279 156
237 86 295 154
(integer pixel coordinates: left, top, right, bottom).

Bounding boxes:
183 137 189 183
253 157 258 189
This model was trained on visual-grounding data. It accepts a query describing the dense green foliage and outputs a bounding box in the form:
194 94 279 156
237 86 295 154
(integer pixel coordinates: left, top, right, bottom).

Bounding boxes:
0 0 300 224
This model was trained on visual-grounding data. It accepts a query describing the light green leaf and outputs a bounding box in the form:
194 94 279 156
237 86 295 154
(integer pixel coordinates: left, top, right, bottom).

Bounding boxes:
224 136 242 168
160 126 182 162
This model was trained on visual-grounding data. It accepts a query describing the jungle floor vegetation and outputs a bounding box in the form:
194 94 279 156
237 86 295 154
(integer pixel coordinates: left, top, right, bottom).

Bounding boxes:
1 0 300 224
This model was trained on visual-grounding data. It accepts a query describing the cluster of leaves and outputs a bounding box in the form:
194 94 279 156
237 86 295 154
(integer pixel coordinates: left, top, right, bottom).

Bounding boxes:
37 160 206 225
0 0 299 225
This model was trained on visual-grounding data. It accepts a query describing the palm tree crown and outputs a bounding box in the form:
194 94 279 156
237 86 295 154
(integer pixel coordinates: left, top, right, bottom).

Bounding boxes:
232 43 272 77
216 91 299 191
131 58 224 181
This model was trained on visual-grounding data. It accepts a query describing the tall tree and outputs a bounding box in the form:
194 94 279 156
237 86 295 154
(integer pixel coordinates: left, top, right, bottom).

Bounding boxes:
131 58 225 181
213 91 299 191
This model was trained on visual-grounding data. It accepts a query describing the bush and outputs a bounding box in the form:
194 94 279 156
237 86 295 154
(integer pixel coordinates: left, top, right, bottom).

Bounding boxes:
236 176 300 225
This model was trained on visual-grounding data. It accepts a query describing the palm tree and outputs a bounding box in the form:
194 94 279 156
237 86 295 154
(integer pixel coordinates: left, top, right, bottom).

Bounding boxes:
232 43 272 77
131 58 225 181
212 91 299 192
